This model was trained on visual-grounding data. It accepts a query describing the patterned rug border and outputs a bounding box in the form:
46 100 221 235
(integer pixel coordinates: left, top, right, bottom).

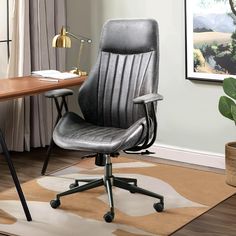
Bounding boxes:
45 157 86 177
46 154 223 177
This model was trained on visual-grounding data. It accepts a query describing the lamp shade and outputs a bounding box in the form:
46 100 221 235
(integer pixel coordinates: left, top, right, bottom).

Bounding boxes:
52 27 71 48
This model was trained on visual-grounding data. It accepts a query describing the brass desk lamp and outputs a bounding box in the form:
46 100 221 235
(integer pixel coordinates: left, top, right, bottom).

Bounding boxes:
52 26 92 76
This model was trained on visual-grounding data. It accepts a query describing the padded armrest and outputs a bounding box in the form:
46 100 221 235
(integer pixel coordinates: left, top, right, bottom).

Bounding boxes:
44 89 74 98
133 93 163 104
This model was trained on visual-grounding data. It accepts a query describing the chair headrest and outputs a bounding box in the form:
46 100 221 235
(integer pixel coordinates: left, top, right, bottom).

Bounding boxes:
100 19 159 54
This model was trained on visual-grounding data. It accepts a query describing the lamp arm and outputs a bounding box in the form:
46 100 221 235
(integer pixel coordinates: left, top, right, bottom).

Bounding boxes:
66 31 92 44
77 41 84 70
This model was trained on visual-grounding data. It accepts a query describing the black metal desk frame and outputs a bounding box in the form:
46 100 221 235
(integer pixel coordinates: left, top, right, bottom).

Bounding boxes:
0 75 85 222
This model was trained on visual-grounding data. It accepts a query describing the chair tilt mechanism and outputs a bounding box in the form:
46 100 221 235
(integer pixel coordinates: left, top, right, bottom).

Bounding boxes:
50 19 164 223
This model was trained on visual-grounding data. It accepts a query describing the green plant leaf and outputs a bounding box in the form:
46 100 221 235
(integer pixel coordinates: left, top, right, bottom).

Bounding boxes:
218 96 235 120
231 104 236 122
223 77 236 100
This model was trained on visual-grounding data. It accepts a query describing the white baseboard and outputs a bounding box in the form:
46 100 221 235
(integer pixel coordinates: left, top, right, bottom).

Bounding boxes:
148 144 225 169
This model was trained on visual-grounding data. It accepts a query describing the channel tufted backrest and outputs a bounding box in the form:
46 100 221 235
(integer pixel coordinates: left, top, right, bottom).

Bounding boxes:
78 19 159 129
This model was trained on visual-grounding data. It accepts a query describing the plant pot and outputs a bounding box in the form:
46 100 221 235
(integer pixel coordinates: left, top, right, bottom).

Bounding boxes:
225 142 236 187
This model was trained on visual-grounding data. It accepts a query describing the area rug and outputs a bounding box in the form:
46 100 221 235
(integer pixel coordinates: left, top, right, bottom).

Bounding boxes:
0 157 235 236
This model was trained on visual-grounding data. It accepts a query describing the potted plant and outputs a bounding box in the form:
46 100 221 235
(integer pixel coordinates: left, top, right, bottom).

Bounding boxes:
219 77 236 186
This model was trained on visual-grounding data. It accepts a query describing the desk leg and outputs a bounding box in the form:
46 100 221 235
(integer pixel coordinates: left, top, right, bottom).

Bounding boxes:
41 97 63 175
0 130 32 221
41 137 54 175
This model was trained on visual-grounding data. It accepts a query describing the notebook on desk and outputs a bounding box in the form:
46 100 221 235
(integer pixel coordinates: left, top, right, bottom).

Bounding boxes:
32 70 79 80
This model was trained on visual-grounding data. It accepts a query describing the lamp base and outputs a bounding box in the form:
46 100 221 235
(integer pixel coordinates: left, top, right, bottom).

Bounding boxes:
70 68 87 76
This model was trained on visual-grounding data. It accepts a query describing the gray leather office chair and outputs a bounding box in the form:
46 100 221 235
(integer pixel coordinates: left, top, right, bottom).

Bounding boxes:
50 19 164 222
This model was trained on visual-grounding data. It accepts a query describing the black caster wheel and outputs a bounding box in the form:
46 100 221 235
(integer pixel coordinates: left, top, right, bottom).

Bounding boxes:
50 199 61 209
153 202 164 212
103 211 114 223
69 182 79 189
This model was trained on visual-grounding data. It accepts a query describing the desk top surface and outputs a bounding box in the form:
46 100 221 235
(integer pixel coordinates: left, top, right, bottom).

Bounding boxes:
0 75 86 101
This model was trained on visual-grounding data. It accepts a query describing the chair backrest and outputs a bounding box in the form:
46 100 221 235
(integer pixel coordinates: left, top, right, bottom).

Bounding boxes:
78 19 159 129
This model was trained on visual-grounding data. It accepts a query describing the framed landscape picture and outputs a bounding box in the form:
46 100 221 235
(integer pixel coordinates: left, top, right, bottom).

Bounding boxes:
185 0 236 82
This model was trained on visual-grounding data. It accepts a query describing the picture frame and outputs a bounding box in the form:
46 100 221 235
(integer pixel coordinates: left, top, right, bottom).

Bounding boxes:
185 0 236 82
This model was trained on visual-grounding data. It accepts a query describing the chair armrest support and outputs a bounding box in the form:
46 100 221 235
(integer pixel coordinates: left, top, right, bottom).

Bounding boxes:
127 93 163 152
133 93 163 104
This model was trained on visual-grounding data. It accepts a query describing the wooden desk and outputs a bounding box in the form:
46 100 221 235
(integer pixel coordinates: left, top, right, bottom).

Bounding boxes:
0 75 86 222
0 75 86 101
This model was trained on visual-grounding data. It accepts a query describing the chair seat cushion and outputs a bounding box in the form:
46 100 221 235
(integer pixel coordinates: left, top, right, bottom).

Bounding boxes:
53 112 145 153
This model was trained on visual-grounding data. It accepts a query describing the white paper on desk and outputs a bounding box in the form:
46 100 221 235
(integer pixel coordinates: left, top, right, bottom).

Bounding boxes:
32 70 79 80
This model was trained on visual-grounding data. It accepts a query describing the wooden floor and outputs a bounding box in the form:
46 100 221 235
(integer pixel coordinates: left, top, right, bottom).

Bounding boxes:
0 148 235 235
0 147 88 192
